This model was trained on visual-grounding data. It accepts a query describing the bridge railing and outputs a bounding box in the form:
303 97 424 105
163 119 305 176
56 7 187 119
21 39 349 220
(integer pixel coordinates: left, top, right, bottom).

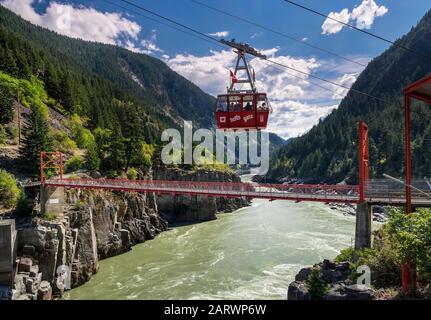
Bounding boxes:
365 179 431 203
45 178 359 202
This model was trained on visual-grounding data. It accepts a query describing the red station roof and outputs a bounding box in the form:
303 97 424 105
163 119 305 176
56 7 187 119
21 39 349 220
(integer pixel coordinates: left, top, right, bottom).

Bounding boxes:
404 74 431 103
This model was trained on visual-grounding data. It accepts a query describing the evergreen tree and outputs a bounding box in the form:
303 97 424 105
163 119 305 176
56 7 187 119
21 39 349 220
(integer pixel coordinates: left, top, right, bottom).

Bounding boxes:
85 142 100 172
0 83 14 125
19 103 52 177
306 268 328 300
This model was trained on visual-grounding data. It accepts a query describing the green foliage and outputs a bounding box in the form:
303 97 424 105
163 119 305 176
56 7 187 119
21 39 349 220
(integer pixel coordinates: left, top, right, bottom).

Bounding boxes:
64 155 84 173
139 143 154 167
0 81 14 124
127 167 139 180
335 247 356 263
43 212 58 221
73 200 86 210
69 114 94 149
0 169 22 208
85 142 100 172
50 129 77 153
7 125 18 141
385 208 431 281
306 268 328 300
19 102 52 177
335 208 431 288
0 125 6 144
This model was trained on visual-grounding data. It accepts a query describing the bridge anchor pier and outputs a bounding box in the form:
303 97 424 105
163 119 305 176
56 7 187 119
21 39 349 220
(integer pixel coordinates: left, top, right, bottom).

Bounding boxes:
40 186 65 217
355 201 372 249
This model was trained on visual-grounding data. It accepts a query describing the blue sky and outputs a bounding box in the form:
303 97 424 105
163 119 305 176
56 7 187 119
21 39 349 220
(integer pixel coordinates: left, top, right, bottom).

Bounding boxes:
2 0 431 138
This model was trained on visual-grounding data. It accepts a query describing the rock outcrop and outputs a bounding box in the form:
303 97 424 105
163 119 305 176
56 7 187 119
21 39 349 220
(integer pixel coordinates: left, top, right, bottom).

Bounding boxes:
10 168 248 299
12 189 168 300
154 168 249 223
288 259 372 300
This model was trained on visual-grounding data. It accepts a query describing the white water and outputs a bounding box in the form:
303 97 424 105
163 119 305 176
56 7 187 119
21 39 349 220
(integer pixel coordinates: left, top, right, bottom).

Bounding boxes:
65 197 355 300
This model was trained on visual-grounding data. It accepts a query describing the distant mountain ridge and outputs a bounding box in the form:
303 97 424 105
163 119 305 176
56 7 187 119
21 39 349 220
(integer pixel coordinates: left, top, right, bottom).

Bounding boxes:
266 9 431 183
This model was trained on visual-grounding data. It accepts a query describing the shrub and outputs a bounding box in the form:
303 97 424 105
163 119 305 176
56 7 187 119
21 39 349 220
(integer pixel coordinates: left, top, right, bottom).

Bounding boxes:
70 114 94 149
0 126 6 144
64 155 84 173
306 268 328 300
335 247 355 263
127 167 139 180
335 208 431 288
0 169 22 209
50 130 77 153
385 208 431 282
43 212 58 221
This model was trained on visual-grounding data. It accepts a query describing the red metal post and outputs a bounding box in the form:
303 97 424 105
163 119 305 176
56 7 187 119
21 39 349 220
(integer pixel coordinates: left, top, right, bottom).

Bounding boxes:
358 121 369 202
403 94 416 294
404 94 412 214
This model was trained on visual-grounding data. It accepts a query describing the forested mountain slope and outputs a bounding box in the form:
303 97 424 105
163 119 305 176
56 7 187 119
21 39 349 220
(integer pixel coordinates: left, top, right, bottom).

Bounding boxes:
0 5 215 132
266 9 431 184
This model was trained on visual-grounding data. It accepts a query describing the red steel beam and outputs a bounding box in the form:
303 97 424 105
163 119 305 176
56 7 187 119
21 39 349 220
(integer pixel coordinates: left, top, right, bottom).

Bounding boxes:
358 121 369 202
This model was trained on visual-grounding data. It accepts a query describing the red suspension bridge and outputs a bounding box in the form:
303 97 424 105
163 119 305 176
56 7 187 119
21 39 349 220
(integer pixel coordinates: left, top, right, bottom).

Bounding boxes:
38 122 431 207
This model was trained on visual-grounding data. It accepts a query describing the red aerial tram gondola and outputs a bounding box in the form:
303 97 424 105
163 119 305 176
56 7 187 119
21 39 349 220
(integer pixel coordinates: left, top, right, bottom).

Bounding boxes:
215 39 272 130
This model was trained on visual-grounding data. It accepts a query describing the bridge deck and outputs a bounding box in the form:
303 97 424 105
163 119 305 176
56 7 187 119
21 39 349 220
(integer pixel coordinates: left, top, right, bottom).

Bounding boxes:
40 178 431 207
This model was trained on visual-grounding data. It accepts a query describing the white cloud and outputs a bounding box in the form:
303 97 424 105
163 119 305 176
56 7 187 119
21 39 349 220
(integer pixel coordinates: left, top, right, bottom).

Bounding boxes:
321 9 350 35
351 0 388 29
331 73 357 99
207 31 229 38
166 48 357 139
140 30 164 55
1 0 141 45
321 0 388 35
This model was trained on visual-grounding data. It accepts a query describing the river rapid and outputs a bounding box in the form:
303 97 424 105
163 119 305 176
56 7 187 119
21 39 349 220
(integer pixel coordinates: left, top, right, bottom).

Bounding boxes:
65 196 355 300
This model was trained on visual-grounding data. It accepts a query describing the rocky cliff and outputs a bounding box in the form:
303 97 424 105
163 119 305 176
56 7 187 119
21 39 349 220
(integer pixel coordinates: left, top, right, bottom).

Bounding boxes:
10 169 248 300
12 189 167 300
154 168 249 223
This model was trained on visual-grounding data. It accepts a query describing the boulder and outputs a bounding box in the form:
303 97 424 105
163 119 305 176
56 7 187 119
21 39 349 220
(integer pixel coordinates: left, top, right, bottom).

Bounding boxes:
22 245 36 258
37 281 52 300
322 269 346 283
18 257 33 273
295 267 312 282
335 262 350 272
325 284 372 300
288 281 311 300
29 265 39 277
322 259 336 270
345 284 372 300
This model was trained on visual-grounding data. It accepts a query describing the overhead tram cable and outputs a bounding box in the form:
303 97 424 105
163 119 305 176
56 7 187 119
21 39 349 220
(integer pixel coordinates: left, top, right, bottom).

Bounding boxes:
115 0 391 104
104 0 347 99
104 0 225 49
190 0 366 68
282 0 431 61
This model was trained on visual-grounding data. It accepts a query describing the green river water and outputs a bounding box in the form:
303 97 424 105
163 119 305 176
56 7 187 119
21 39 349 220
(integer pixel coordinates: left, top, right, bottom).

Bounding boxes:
65 197 355 300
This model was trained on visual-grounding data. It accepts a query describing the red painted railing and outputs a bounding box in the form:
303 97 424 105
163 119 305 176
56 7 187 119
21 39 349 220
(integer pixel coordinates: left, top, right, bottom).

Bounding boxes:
44 178 360 203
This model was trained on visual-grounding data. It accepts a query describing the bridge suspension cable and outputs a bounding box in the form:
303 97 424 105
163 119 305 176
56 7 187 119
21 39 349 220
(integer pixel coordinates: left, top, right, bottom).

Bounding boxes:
282 0 431 61
114 0 389 104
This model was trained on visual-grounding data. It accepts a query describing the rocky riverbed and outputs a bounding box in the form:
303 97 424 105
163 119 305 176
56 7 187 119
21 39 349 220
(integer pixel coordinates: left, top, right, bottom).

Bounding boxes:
328 203 388 223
